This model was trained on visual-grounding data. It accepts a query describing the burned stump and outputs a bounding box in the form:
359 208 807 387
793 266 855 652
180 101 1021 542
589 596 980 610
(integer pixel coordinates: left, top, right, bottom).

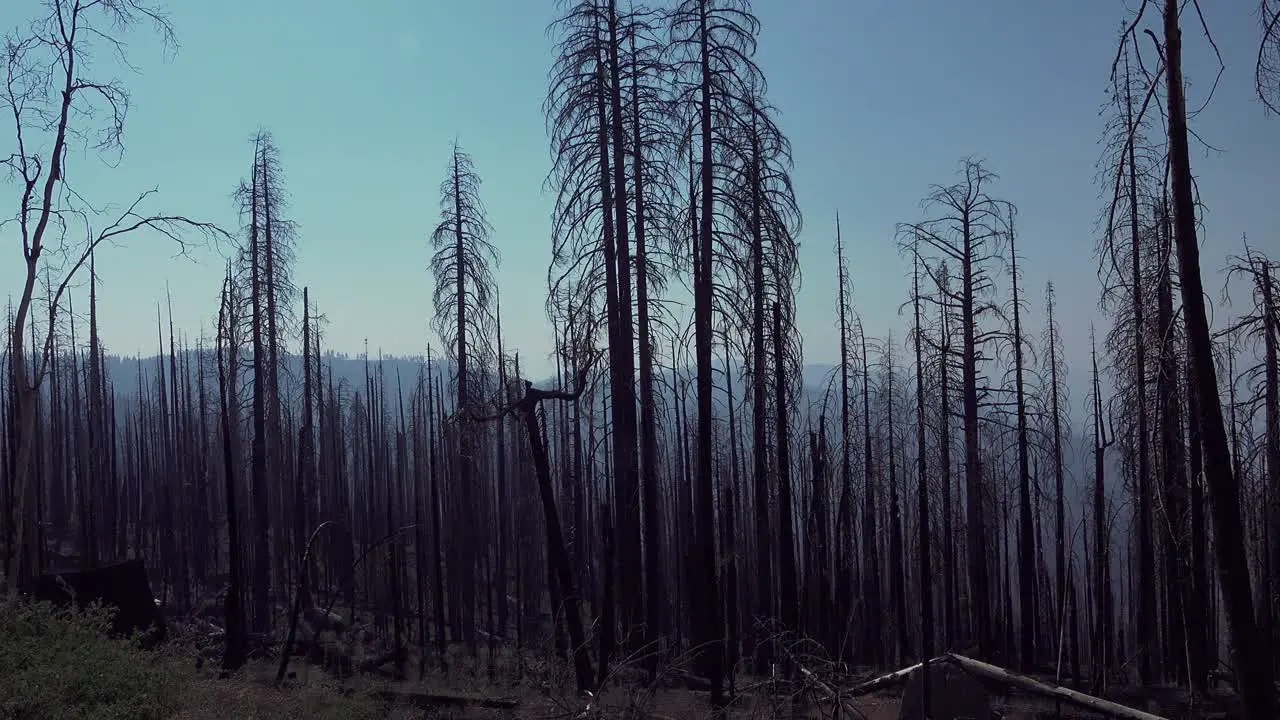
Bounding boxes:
899 660 993 720
33 558 167 648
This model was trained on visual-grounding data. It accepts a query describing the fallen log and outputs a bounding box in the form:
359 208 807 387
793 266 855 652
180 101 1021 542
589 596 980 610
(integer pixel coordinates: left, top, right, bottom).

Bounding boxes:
844 658 938 697
367 689 519 710
845 654 1169 720
946 654 1169 720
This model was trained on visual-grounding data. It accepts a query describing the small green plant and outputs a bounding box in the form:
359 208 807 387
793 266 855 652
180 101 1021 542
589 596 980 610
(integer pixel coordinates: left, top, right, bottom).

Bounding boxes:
0 596 187 720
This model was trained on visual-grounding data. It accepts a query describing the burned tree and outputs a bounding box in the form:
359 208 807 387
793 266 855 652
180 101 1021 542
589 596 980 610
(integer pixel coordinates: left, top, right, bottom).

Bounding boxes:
667 0 785 701
544 1 645 664
216 265 248 672
667 4 801 699
910 254 935 714
720 76 803 650
235 131 298 631
832 215 859 663
429 142 499 653
1006 211 1037 672
1041 281 1073 677
1097 37 1162 684
1156 0 1276 711
619 5 681 670
899 159 1013 659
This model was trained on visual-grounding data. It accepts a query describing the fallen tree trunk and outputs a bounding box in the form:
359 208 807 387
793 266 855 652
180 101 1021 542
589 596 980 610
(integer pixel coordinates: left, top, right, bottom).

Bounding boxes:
845 659 934 697
368 689 519 711
844 654 1169 720
947 654 1168 720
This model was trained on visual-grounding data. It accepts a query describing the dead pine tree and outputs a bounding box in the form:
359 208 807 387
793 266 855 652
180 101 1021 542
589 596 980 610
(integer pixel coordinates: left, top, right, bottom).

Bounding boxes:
857 322 883 666
234 131 298 632
1223 246 1280 679
216 265 248 672
737 75 804 652
929 264 961 651
910 253 934 716
667 0 797 703
880 333 908 666
428 141 500 661
832 215 859 664
1098 36 1161 684
1088 330 1116 693
899 159 1012 659
1006 208 1038 673
1042 281 1075 683
545 0 647 669
619 6 679 673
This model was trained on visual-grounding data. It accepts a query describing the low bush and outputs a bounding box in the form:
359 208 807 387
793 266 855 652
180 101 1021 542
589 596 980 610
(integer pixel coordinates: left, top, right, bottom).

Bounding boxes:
0 595 188 720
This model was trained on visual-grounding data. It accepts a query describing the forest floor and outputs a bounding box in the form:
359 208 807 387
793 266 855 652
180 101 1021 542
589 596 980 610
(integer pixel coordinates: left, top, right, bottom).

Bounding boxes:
170 649 1174 720
0 594 1230 719
173 660 1182 719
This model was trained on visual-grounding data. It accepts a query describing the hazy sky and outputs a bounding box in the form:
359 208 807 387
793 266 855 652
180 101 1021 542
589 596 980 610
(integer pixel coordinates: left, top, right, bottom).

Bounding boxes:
1 0 1277 387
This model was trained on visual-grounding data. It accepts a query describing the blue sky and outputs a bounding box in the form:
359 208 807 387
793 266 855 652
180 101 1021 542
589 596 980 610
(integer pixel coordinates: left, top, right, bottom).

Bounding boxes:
1 0 1277 389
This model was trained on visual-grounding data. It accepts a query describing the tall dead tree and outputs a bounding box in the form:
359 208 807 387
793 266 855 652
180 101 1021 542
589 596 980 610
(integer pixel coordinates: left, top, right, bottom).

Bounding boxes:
900 159 1012 658
726 77 803 644
911 255 934 716
858 323 881 665
1099 42 1161 683
235 131 297 631
1088 330 1116 691
1042 282 1071 671
668 0 790 701
1225 247 1280 677
1007 211 1037 672
429 141 499 657
833 215 858 662
619 6 678 669
217 266 248 672
545 1 642 664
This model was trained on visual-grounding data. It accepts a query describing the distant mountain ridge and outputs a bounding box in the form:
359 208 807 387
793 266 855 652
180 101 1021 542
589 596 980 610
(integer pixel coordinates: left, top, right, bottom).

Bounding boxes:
100 351 1111 499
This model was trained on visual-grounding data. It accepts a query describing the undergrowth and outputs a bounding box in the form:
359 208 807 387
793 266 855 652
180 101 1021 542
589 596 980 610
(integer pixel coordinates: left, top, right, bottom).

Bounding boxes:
0 596 405 720
0 595 186 720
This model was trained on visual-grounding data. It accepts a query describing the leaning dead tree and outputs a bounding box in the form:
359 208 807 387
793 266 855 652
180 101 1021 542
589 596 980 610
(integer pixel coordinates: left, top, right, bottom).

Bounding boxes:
463 338 602 694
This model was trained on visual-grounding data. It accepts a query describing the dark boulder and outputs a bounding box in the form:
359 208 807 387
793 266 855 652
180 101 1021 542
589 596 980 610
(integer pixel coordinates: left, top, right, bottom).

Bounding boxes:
33 558 167 648
899 660 994 720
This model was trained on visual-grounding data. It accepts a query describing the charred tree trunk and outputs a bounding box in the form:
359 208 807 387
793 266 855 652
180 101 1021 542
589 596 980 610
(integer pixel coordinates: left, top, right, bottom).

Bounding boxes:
1161 0 1276 714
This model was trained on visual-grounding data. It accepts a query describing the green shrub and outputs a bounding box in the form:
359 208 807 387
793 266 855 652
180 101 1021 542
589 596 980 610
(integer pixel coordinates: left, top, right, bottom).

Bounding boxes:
0 596 188 720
